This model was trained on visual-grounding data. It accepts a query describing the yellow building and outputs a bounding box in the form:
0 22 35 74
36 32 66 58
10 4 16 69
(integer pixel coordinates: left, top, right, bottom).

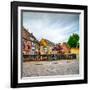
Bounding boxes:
70 48 79 54
39 38 55 55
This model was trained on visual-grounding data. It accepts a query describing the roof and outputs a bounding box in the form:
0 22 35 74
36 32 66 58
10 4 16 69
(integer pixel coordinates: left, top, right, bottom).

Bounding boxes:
22 27 39 44
40 38 55 46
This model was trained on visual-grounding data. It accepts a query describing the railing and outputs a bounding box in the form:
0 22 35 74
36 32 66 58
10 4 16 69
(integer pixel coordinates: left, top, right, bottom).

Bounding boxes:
23 54 77 61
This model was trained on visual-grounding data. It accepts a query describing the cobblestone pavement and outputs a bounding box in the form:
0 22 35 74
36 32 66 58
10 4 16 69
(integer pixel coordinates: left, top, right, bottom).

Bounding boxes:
22 60 79 77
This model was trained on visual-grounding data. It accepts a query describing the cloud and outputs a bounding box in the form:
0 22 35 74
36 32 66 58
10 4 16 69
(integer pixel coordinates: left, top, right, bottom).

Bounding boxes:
22 11 79 43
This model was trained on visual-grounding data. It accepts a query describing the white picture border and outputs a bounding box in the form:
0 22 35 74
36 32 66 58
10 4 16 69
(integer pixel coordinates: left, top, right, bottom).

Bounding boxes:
18 6 84 83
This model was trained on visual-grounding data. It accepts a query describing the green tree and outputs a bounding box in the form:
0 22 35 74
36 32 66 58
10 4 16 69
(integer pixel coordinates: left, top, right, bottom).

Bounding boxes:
67 33 79 48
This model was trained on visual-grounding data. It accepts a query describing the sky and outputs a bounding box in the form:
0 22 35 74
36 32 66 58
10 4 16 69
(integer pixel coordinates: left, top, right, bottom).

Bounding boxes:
22 11 80 44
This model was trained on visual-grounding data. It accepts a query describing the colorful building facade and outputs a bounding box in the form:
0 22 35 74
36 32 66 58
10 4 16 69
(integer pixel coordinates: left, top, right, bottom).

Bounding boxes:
22 27 39 55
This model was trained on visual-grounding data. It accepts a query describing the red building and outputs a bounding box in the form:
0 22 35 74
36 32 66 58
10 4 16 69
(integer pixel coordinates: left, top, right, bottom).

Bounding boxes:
22 27 39 55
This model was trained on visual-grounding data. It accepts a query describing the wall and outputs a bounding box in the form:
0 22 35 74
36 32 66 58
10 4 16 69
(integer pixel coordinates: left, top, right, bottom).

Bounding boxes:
0 0 89 90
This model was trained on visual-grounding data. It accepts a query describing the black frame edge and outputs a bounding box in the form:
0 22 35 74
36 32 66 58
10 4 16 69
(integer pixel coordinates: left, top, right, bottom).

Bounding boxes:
11 1 87 10
11 2 18 88
84 6 88 84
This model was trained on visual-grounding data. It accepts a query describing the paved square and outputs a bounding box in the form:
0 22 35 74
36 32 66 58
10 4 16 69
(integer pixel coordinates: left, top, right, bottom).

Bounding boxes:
22 60 79 77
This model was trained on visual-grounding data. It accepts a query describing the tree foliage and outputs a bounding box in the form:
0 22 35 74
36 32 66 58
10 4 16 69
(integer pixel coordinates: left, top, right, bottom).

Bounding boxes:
67 33 79 48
